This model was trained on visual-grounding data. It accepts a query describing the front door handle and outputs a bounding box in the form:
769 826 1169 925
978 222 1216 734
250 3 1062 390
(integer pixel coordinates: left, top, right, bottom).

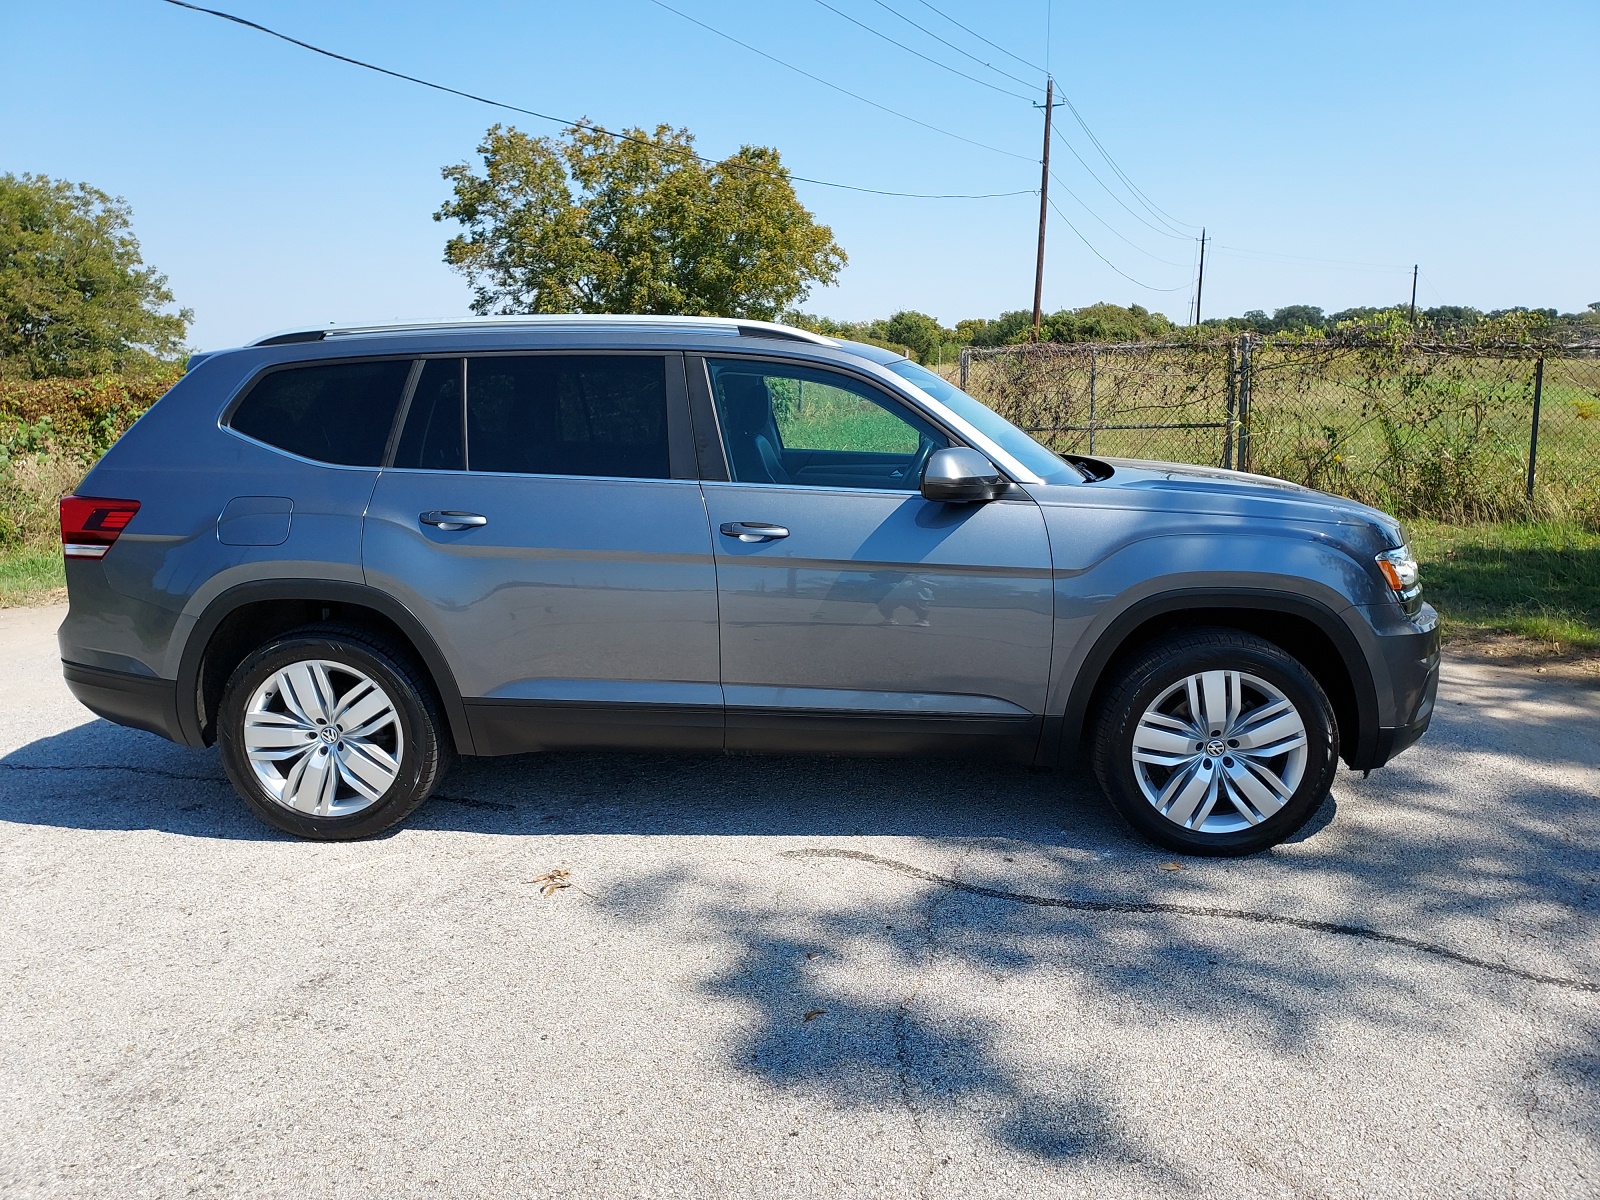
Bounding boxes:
720 521 790 543
420 510 488 531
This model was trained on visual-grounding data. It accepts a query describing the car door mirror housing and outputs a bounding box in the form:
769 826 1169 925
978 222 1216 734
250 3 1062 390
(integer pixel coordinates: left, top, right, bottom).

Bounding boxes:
920 447 1008 503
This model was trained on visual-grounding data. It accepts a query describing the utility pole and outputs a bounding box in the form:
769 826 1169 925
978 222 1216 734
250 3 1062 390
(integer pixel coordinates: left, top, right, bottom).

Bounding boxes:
1031 76 1055 342
1193 228 1208 326
1409 264 1418 323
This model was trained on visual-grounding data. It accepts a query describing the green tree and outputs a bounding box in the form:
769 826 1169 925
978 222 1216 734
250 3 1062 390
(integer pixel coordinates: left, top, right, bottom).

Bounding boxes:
955 311 1032 347
0 173 190 379
436 122 846 319
1267 304 1326 333
1034 302 1176 344
884 310 951 361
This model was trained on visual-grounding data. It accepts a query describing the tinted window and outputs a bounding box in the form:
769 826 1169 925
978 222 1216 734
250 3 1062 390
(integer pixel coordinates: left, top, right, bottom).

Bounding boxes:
707 359 946 490
229 359 411 466
464 355 669 478
393 358 464 471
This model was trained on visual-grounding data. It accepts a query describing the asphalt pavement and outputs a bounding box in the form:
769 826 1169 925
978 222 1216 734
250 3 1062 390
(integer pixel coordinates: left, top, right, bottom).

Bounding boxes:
2 601 1597 1198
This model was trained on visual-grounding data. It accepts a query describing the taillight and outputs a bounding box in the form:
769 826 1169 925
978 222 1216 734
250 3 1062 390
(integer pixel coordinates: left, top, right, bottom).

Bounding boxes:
60 496 141 559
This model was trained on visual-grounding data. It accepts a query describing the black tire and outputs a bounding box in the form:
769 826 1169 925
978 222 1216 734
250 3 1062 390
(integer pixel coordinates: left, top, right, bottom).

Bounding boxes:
217 624 453 840
1091 628 1338 856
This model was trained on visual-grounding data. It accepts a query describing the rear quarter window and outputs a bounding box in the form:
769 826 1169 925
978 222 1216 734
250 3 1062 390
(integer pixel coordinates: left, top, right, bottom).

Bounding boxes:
228 359 412 466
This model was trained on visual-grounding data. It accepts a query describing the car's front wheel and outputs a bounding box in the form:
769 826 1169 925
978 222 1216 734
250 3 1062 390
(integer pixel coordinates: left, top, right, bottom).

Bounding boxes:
217 625 451 840
1091 629 1338 855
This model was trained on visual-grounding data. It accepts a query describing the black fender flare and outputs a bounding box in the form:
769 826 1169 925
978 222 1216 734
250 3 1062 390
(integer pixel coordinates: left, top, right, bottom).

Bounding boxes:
1049 588 1380 769
174 579 475 755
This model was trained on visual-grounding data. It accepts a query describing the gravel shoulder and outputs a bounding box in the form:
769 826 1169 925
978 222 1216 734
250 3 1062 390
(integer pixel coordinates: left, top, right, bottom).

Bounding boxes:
3 602 1597 1198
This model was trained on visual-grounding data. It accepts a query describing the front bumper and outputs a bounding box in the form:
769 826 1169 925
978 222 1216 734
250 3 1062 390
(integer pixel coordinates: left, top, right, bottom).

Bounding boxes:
1368 656 1439 766
1350 600 1441 770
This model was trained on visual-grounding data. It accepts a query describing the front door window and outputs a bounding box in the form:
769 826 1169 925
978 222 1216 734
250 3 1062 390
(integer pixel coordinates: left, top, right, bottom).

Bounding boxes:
705 359 948 490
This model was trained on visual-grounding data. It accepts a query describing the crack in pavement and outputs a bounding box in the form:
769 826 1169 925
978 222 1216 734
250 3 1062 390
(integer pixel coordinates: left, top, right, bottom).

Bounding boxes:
786 848 1600 996
0 763 224 783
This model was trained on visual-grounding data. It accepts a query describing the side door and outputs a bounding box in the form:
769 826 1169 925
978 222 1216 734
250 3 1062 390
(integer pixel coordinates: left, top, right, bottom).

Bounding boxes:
363 351 722 754
691 354 1054 761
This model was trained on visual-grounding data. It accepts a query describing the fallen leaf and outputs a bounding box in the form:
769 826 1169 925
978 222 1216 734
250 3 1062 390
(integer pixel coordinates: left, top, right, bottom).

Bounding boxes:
1159 861 1183 872
529 868 571 897
802 1008 826 1022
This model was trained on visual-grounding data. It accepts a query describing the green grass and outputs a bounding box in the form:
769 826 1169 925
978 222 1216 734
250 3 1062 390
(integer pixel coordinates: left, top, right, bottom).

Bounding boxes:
774 387 921 454
0 546 65 607
1409 520 1600 652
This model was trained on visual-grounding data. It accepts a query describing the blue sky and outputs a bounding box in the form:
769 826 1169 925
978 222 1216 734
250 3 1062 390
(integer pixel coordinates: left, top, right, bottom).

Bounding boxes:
5 0 1597 349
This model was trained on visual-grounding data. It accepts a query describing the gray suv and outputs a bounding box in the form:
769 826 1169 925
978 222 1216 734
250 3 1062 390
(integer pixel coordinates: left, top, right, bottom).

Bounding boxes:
57 317 1439 854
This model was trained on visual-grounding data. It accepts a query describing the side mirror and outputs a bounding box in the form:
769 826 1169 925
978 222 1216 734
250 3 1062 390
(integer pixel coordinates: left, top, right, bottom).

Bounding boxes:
920 447 1008 503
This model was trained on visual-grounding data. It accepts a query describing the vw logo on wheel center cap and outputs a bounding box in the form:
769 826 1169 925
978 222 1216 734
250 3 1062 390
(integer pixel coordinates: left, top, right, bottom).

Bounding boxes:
1206 738 1226 758
319 725 341 744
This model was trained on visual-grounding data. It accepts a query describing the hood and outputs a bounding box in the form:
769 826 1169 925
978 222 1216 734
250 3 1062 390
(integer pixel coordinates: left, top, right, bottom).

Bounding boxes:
1038 456 1406 548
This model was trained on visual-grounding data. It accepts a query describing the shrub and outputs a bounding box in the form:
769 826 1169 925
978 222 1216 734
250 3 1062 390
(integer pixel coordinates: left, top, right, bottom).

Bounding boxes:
0 368 178 549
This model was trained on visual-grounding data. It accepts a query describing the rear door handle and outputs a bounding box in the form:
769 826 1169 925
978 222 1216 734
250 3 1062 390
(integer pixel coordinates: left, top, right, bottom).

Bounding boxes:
420 510 488 531
720 521 789 543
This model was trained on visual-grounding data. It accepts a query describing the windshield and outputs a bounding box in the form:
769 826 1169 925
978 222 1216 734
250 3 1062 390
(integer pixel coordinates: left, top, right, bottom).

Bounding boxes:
885 360 1084 483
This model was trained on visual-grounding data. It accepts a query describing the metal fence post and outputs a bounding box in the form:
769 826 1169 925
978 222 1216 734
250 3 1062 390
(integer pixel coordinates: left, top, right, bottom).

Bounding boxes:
1088 349 1098 454
959 347 970 392
1224 339 1237 469
1236 333 1252 473
1526 355 1545 502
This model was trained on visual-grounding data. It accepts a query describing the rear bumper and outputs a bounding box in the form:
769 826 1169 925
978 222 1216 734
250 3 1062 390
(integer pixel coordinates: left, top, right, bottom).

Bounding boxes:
61 660 185 744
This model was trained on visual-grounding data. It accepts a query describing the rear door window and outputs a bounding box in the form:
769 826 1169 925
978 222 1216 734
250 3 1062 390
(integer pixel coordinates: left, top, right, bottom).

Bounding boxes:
392 355 671 477
461 354 670 478
393 358 465 471
229 359 412 466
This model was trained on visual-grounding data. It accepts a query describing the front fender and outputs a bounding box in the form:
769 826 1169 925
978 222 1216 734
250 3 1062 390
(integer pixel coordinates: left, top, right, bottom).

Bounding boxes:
1038 528 1391 769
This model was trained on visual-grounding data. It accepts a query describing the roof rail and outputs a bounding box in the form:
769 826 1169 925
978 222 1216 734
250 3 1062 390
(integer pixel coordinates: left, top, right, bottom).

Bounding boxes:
254 329 328 346
247 315 837 348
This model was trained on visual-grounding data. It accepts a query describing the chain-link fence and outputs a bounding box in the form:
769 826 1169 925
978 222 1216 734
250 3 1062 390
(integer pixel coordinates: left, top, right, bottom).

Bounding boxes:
958 337 1600 526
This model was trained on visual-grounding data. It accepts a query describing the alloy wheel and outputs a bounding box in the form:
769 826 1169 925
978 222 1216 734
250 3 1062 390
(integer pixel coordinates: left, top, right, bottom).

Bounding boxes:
242 659 404 817
1129 669 1309 834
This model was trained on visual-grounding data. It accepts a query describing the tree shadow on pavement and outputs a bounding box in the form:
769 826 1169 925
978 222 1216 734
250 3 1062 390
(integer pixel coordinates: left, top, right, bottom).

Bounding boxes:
3 666 1597 1184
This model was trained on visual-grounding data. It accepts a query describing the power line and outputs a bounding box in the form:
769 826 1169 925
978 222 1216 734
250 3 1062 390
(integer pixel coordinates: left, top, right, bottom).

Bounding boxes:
1417 269 1448 307
1058 95 1199 236
911 0 1198 240
156 0 1034 200
1052 124 1190 241
809 0 1033 102
872 1 1201 245
646 0 1035 162
1048 171 1189 267
864 0 1040 90
904 0 1045 75
1046 196 1189 293
1045 0 1053 80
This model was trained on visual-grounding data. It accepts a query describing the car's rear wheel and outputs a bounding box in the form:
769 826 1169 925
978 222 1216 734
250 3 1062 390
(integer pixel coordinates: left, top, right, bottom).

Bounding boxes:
218 625 451 840
1091 629 1338 856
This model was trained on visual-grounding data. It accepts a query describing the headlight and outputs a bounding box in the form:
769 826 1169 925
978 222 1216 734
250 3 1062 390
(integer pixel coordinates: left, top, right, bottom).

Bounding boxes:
1375 546 1420 594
